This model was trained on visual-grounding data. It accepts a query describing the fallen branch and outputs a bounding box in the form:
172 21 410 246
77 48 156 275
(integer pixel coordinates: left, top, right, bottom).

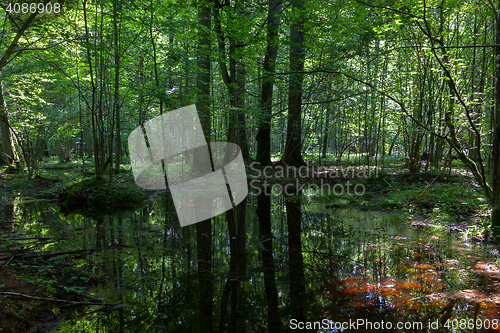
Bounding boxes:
8 237 66 241
412 157 451 204
19 245 136 259
0 291 124 307
19 248 108 259
6 255 14 265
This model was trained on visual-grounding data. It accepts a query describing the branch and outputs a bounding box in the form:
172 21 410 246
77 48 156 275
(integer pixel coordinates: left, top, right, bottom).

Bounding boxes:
485 0 498 18
307 69 447 139
0 291 124 307
213 3 232 89
0 0 51 70
353 0 421 20
367 44 500 66
18 247 131 259
33 55 91 110
301 92 366 106
10 37 86 55
412 157 451 204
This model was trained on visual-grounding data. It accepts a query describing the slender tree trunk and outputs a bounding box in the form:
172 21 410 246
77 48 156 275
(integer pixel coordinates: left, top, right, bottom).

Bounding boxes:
283 0 305 166
321 106 329 159
150 0 163 115
0 0 49 169
236 61 250 162
214 1 249 162
491 1 500 228
113 0 121 173
256 0 281 165
0 80 14 166
195 2 213 332
83 0 101 178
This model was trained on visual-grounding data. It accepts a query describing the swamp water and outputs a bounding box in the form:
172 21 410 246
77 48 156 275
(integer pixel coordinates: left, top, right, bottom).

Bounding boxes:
1 192 500 332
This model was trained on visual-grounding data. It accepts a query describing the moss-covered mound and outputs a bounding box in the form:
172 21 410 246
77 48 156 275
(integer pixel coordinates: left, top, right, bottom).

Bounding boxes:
58 177 145 210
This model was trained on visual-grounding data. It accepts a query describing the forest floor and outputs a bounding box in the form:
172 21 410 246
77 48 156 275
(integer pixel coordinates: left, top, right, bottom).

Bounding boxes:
0 156 493 331
248 158 491 241
0 159 149 213
0 156 491 238
0 160 143 332
0 255 101 333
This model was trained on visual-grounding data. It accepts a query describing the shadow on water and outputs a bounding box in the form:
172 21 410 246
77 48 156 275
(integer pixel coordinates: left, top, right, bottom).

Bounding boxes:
2 191 500 332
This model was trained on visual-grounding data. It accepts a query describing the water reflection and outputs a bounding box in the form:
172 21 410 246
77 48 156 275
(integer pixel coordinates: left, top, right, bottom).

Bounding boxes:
2 192 500 332
220 197 247 332
286 193 306 328
257 192 280 332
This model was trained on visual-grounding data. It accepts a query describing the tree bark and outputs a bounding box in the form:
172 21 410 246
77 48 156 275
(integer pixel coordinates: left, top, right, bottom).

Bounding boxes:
195 2 213 332
0 1 50 168
256 0 281 165
491 1 500 228
0 79 14 166
113 0 122 173
283 0 305 166
214 0 249 162
321 107 329 159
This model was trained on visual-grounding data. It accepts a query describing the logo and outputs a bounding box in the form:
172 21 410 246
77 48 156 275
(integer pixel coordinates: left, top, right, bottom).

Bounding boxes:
128 105 248 227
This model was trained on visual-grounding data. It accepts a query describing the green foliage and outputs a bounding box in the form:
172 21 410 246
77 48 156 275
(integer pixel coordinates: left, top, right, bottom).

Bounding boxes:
15 263 58 293
376 181 484 218
51 123 82 141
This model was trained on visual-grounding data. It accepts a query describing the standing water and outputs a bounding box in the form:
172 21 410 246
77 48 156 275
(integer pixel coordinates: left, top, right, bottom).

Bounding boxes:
1 192 500 332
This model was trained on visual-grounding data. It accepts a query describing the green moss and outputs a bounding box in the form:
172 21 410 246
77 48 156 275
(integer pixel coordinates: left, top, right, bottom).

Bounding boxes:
59 177 145 210
374 182 484 217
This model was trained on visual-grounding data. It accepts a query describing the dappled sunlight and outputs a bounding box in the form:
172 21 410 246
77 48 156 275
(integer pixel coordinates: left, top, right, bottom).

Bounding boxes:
317 224 500 331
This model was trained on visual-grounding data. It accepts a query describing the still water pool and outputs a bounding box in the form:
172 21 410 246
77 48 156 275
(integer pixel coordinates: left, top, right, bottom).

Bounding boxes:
2 192 500 332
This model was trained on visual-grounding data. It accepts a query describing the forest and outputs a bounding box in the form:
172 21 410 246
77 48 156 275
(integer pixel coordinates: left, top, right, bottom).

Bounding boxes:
1 0 500 331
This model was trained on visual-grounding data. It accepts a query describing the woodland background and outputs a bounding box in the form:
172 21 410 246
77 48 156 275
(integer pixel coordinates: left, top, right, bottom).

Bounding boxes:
0 0 499 226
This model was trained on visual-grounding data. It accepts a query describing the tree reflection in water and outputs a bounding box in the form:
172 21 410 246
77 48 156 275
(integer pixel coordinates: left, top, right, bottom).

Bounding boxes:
3 192 500 332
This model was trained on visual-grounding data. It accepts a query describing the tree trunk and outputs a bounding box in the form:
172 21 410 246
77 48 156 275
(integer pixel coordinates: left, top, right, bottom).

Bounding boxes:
214 1 249 162
256 0 281 166
321 107 329 159
491 2 500 228
113 0 121 173
283 0 305 166
235 60 249 162
83 0 104 179
0 80 14 166
0 1 49 169
195 3 213 332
